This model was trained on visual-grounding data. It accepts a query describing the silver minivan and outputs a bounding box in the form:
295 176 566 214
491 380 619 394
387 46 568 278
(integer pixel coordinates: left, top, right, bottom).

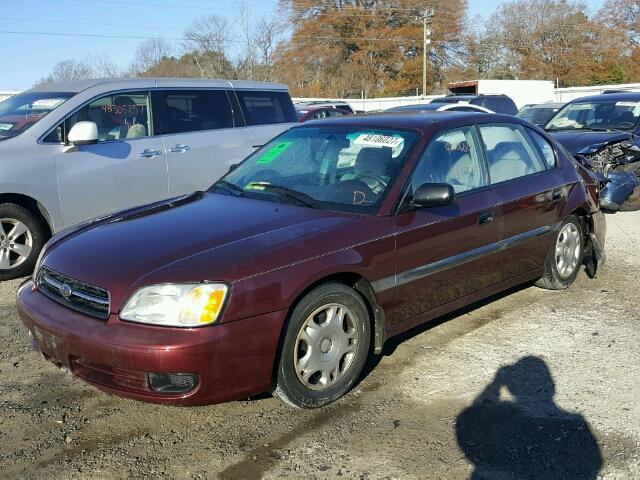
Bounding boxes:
0 78 297 279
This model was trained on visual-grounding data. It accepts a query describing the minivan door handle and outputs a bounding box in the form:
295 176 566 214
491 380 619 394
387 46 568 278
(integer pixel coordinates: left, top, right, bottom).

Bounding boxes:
139 149 162 158
477 211 494 225
169 144 191 153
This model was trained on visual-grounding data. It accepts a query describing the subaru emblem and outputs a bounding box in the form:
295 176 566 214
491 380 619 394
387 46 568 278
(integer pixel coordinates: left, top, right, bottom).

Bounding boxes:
60 284 72 298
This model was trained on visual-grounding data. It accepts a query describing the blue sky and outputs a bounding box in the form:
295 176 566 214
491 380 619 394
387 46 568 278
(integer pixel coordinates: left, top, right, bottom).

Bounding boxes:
1 0 605 91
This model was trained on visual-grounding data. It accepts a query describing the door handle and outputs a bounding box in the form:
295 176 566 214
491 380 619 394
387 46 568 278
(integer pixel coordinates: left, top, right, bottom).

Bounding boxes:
551 189 564 201
478 211 494 225
170 144 191 153
139 149 162 158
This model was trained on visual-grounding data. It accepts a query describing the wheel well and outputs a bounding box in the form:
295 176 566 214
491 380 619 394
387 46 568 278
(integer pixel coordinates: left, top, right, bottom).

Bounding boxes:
571 207 591 235
271 272 387 385
0 194 53 239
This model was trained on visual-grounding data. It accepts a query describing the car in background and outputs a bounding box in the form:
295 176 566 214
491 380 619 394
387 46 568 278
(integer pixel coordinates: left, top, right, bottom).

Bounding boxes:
19 112 605 409
545 92 640 154
431 94 518 116
385 103 493 114
0 78 297 280
294 100 355 114
296 106 352 122
517 102 564 127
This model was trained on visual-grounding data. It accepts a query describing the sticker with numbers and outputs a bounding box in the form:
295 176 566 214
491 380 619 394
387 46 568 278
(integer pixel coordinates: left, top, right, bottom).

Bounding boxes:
353 133 404 149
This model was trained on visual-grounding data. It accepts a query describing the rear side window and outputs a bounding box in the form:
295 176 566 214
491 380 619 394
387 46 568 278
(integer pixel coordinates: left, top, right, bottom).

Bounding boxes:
153 90 234 135
479 124 547 184
235 90 296 126
527 129 557 168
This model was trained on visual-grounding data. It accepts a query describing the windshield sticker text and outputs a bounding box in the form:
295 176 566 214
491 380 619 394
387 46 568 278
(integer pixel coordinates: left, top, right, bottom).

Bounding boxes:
353 133 404 149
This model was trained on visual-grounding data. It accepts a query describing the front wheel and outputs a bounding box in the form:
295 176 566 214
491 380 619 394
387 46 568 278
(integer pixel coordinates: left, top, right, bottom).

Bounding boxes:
273 283 371 409
536 215 583 290
0 203 47 281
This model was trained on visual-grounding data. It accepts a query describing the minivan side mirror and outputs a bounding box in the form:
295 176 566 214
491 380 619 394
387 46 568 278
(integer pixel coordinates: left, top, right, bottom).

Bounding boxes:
67 121 98 146
411 183 456 208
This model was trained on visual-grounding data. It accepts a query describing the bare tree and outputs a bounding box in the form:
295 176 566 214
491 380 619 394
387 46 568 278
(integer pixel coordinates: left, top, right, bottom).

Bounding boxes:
35 54 120 87
131 38 174 74
184 14 232 77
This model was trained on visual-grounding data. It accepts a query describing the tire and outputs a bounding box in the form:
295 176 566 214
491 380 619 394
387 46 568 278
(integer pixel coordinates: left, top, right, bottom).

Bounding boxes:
0 203 47 281
619 186 640 212
273 282 371 409
536 215 583 290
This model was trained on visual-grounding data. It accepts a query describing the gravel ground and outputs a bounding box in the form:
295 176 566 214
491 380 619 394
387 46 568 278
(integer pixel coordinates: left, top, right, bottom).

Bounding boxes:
1 211 639 479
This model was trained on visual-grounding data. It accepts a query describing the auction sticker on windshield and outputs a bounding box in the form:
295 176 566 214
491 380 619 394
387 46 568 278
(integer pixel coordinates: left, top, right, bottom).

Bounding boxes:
353 133 404 149
257 141 293 164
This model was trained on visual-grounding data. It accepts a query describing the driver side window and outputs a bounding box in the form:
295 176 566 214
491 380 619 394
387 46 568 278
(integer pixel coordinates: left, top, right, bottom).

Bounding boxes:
411 126 487 194
66 91 151 142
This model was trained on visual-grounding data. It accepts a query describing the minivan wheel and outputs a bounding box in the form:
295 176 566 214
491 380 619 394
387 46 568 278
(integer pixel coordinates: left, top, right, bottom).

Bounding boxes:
273 283 371 409
536 215 583 290
0 203 46 281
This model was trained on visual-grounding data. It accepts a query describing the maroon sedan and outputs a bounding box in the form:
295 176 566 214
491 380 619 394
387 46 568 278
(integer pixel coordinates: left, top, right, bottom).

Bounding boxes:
18 112 606 408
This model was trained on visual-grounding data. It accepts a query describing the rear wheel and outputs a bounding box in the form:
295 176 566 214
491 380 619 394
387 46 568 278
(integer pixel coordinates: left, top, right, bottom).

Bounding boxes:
273 283 371 409
0 203 46 281
536 215 583 290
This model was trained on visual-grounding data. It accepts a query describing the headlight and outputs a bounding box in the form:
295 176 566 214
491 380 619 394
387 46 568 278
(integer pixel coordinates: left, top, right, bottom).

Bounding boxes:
120 283 229 327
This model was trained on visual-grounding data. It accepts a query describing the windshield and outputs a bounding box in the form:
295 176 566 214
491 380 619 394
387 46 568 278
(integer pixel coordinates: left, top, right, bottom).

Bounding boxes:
517 106 559 125
0 92 74 140
212 126 419 214
546 100 640 131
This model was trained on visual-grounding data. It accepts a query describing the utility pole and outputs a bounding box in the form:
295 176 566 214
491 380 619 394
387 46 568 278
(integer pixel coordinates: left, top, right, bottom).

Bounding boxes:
422 8 434 96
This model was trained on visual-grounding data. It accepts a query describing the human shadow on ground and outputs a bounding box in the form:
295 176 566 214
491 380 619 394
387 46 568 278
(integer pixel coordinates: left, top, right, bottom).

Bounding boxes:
456 356 602 480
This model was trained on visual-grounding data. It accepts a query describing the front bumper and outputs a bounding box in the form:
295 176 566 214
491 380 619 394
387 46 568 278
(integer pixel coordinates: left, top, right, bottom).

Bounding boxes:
17 282 287 406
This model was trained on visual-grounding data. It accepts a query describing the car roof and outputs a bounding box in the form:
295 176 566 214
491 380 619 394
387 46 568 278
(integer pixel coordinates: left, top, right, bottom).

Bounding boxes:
570 92 640 103
523 102 565 108
299 111 523 133
385 103 440 112
27 77 290 94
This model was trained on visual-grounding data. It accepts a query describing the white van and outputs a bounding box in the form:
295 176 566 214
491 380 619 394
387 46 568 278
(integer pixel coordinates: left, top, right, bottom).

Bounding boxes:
0 78 297 279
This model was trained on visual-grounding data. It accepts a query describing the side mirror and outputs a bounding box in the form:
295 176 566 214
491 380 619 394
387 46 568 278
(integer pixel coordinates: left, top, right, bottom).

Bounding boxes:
228 163 239 173
67 121 98 146
411 183 455 208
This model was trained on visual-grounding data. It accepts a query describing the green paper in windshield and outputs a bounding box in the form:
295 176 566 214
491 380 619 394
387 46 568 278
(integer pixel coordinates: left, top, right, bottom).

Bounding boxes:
257 141 293 164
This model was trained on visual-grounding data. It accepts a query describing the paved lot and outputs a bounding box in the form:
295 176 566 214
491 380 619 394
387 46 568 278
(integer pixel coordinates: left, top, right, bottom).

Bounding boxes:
1 212 639 479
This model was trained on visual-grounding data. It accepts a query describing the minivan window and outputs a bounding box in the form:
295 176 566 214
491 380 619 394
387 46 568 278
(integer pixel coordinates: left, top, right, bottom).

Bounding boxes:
235 90 297 126
153 90 234 135
479 124 547 184
66 91 151 142
0 92 74 141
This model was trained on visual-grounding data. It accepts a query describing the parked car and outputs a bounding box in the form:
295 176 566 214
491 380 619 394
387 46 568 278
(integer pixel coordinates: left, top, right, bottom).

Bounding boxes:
385 103 493 113
296 106 352 122
432 94 518 115
18 112 605 408
517 102 564 127
294 100 355 114
545 92 640 211
0 78 296 280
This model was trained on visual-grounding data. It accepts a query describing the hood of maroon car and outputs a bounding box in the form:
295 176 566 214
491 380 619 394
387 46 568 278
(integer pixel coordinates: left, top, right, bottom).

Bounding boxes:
42 192 356 311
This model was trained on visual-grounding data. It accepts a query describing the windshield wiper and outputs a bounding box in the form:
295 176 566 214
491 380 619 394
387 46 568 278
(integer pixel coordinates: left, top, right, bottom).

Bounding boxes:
250 183 318 208
212 180 245 197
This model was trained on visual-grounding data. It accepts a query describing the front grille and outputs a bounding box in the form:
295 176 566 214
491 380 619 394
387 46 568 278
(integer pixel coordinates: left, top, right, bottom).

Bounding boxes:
37 266 110 319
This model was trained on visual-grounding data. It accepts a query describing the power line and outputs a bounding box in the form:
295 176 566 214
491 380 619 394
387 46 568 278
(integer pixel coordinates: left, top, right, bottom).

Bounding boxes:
0 16 184 32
